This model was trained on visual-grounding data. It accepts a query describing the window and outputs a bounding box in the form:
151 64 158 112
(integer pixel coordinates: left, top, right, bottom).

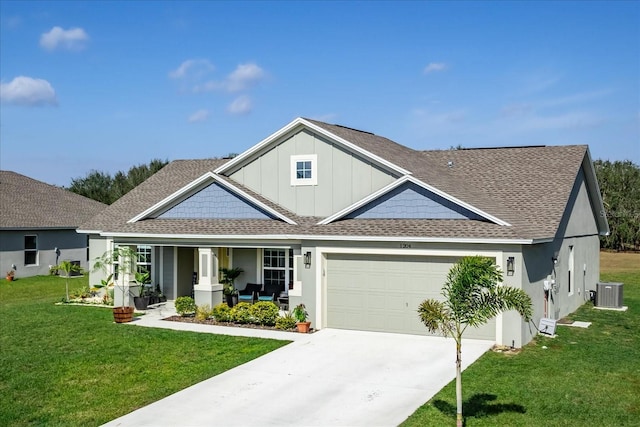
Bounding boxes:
113 245 152 283
290 154 317 186
568 245 574 295
263 249 293 290
24 235 38 265
296 161 312 179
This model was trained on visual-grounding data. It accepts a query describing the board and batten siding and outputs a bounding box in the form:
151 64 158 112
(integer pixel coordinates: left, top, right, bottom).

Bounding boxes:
229 129 397 217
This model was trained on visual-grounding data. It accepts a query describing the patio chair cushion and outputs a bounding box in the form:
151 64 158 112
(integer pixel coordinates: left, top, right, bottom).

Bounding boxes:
238 283 262 303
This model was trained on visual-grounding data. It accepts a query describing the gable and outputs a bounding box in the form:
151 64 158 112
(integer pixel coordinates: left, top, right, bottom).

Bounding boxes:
560 169 601 238
345 182 486 220
156 182 275 220
227 127 398 217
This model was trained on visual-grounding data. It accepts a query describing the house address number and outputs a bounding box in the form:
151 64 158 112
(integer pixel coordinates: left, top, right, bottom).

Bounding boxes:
400 243 412 249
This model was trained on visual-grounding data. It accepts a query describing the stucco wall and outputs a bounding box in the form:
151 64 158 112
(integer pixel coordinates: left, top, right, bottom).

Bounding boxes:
233 248 259 289
1 229 89 278
87 236 110 287
229 129 397 217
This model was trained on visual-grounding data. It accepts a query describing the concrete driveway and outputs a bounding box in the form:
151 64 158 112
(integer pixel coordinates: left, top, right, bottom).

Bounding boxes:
103 328 493 427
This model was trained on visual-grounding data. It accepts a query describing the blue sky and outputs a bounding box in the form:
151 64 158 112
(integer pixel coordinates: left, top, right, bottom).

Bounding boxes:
1 1 638 186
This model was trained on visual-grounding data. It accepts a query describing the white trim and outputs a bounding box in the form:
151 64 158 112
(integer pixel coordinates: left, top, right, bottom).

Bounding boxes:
318 175 511 226
290 154 318 186
77 229 102 234
214 117 412 177
102 231 538 245
255 248 262 283
127 172 297 225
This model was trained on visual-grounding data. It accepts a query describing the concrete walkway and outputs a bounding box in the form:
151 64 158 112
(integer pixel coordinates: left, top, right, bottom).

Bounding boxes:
104 303 493 427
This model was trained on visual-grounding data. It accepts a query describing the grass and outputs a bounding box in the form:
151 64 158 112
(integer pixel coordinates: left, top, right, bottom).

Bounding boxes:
0 275 289 426
402 251 640 427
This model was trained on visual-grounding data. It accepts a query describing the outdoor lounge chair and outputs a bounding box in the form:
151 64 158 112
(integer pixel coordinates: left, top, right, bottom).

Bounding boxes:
237 283 262 303
257 283 283 302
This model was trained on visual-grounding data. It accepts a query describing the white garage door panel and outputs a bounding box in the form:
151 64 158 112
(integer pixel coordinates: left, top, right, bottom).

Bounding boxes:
326 254 496 340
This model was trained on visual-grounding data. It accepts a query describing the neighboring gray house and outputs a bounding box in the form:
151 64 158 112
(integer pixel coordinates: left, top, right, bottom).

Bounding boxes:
80 118 608 347
0 171 106 278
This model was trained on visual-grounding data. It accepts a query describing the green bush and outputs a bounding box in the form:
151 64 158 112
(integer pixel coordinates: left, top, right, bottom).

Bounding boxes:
249 301 279 326
275 312 297 330
196 304 212 321
212 303 232 322
175 296 196 316
230 302 252 324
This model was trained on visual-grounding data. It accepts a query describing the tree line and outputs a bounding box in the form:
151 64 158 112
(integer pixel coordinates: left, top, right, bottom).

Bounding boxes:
67 157 640 251
68 159 168 205
594 159 640 251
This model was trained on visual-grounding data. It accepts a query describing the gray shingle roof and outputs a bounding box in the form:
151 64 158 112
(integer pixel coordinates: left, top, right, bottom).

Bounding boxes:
0 171 106 229
79 121 594 242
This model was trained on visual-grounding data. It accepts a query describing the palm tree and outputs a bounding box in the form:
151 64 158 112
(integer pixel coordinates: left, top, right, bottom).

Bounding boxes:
418 256 532 427
55 260 83 302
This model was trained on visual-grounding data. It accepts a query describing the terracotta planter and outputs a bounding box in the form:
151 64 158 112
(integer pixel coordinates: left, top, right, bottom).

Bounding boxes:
6 275 13 281
296 321 311 333
113 306 135 323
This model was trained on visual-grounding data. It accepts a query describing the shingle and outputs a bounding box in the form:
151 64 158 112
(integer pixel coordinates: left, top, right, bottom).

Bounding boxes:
0 171 106 229
80 122 589 242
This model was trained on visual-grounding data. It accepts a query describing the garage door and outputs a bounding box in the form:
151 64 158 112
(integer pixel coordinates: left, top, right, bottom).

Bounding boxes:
326 254 496 340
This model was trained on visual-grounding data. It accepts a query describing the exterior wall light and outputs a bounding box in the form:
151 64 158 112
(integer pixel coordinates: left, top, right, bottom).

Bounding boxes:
506 256 515 276
304 251 312 269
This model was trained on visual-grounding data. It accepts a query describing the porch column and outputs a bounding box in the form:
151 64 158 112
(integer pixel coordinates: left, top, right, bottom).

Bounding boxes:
194 248 223 307
114 245 140 307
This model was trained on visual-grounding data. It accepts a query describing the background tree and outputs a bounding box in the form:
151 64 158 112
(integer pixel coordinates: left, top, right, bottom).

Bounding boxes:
594 160 640 251
418 256 532 427
68 158 168 204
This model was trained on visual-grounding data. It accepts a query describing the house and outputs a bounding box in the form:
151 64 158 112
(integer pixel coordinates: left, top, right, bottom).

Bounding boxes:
0 171 106 278
79 118 608 346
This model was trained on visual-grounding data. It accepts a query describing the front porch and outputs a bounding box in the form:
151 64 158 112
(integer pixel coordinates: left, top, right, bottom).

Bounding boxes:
105 244 303 312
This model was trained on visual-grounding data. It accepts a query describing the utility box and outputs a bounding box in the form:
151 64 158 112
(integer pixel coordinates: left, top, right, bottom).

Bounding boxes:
538 318 557 336
596 282 623 308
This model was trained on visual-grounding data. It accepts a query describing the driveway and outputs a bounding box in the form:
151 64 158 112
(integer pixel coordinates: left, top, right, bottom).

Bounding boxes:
103 328 493 426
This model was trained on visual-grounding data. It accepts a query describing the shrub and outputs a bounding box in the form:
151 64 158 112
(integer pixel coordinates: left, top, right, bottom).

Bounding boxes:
275 312 297 330
70 284 91 299
212 303 232 322
230 302 252 324
249 301 279 326
175 296 196 316
196 304 212 321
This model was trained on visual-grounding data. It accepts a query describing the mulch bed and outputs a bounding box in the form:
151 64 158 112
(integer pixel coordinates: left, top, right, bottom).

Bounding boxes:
163 315 314 333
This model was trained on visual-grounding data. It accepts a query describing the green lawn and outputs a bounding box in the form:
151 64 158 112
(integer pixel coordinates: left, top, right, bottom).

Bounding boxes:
402 252 640 427
0 275 289 426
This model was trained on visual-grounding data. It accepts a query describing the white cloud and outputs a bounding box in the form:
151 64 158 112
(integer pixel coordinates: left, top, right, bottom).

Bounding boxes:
169 59 215 79
188 109 210 123
227 95 253 115
0 76 57 106
195 63 266 93
40 26 89 51
309 113 338 122
226 63 265 92
423 62 448 74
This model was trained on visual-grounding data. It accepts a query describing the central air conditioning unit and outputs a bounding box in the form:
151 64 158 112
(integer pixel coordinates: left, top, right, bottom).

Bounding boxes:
596 282 623 308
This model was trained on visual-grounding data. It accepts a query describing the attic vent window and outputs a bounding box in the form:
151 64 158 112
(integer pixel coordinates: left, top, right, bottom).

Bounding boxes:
290 154 317 186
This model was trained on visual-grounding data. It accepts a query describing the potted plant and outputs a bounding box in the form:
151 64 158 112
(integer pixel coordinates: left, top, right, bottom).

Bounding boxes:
133 269 150 309
92 247 139 323
155 284 167 303
220 267 244 307
6 269 15 281
292 303 311 333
